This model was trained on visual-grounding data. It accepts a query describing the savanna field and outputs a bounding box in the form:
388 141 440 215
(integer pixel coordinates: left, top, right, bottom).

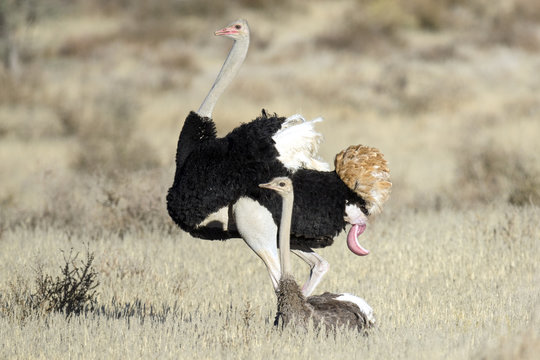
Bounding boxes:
1 0 539 358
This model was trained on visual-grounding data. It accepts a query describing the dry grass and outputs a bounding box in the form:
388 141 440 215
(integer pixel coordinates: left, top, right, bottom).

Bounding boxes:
1 0 540 358
0 205 538 359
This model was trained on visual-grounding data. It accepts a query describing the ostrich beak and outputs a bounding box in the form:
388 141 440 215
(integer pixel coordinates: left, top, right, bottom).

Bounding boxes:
259 182 276 191
215 26 239 36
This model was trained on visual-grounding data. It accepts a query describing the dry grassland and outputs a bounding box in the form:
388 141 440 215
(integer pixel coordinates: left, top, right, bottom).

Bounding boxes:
1 0 540 359
1 206 539 359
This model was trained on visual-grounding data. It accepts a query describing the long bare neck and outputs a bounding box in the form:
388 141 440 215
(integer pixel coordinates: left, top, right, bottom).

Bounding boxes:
197 36 249 118
279 191 294 276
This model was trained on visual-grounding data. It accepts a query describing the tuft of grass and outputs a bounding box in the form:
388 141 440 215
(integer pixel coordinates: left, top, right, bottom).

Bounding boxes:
475 325 540 360
1 275 34 323
508 176 540 206
242 300 256 343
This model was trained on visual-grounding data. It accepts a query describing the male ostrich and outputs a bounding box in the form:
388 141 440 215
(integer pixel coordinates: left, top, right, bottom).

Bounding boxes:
248 144 391 295
167 19 391 296
259 177 376 332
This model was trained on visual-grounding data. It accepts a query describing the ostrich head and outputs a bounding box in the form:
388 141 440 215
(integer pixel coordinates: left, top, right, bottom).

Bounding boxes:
258 177 292 196
197 19 250 118
260 177 294 281
335 145 391 216
335 144 392 256
214 19 250 41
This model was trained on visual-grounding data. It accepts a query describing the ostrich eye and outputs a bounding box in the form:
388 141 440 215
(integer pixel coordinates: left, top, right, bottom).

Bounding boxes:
279 182 285 187
235 24 241 29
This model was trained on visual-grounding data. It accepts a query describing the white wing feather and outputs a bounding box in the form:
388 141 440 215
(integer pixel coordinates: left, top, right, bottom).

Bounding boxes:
272 114 330 172
336 293 376 325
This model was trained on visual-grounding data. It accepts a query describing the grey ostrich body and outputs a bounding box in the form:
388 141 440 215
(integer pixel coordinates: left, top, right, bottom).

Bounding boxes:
260 178 375 332
276 277 373 332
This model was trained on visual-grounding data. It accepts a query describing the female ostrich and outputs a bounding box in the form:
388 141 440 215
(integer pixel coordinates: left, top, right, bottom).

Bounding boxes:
259 177 376 332
167 19 391 296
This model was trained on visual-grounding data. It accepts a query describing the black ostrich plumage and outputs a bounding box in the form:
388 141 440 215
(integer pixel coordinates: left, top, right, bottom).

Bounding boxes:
167 110 287 240
166 111 367 249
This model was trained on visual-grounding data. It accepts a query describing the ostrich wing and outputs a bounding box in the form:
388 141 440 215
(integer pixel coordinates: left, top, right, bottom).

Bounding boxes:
167 112 287 239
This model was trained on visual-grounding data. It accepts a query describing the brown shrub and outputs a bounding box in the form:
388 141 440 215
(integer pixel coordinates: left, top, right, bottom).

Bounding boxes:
156 50 198 72
120 18 195 45
482 7 540 51
236 0 298 11
0 67 42 105
1 248 99 322
316 0 411 52
0 69 67 140
88 0 299 18
91 170 173 234
318 0 540 52
57 33 117 58
454 143 540 206
32 248 99 317
86 0 227 19
72 88 160 175
475 322 540 360
28 169 171 235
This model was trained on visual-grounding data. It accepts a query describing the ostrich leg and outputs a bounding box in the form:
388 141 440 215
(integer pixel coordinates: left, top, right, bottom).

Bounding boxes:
292 248 329 296
233 197 330 296
233 197 282 292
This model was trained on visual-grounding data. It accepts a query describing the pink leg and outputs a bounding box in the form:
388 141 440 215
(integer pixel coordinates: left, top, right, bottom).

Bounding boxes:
291 249 329 296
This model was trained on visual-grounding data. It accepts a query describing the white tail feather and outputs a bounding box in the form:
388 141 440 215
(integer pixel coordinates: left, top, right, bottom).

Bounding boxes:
336 293 376 325
272 114 330 172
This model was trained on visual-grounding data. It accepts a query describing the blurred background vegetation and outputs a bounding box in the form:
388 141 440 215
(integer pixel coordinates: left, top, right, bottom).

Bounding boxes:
1 0 539 235
0 2 539 358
